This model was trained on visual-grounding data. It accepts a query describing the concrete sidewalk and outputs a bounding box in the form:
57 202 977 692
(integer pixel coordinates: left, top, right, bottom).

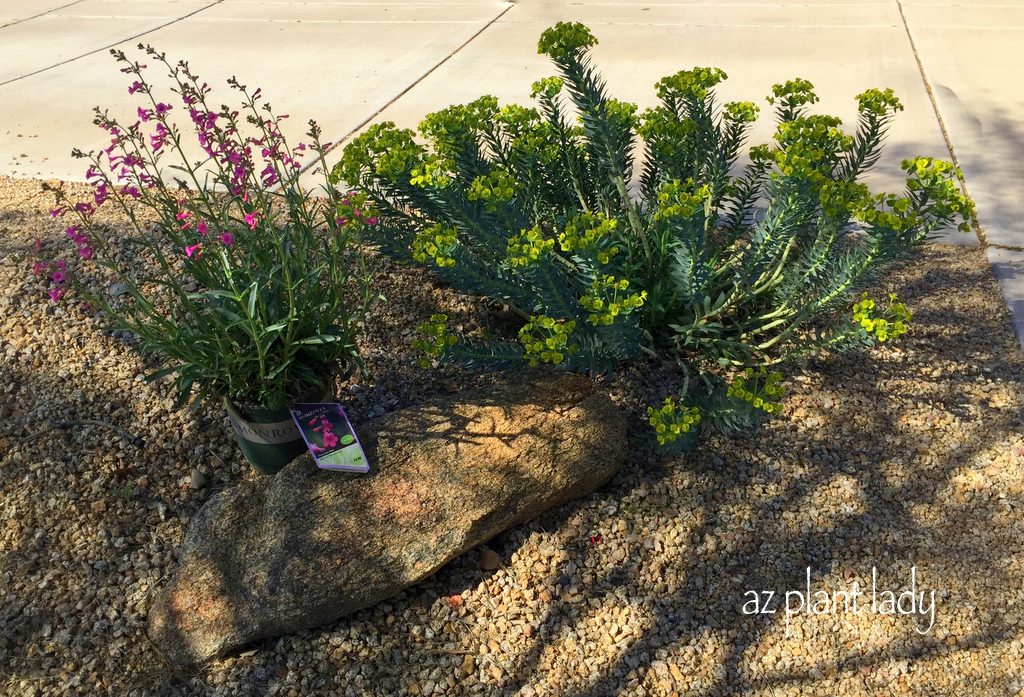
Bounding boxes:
1 0 1021 338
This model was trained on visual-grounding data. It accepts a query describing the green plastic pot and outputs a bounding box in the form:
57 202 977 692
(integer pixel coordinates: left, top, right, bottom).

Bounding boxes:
223 398 309 475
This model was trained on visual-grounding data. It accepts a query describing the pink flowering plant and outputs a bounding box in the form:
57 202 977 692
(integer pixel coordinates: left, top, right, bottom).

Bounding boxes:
38 46 372 412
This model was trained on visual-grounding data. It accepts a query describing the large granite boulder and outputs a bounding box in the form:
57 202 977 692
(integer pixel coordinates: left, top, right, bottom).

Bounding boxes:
148 374 626 664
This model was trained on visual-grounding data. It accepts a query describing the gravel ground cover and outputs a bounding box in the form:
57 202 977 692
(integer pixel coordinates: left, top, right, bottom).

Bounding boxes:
2 173 1023 696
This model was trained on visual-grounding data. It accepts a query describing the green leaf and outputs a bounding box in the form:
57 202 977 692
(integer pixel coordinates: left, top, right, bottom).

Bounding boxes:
144 365 180 382
294 335 343 345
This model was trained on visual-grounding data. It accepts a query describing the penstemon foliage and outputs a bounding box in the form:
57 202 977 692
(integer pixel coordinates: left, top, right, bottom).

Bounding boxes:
333 22 972 445
36 46 372 412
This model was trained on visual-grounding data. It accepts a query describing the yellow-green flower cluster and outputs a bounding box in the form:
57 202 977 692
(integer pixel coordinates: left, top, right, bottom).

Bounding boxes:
655 67 728 101
579 275 647 326
604 98 640 131
537 22 598 62
412 223 458 268
854 192 919 232
506 226 554 268
530 76 564 101
819 179 873 219
411 314 457 367
499 107 559 166
653 179 711 223
724 100 759 125
856 88 904 117
518 315 578 367
409 155 454 188
638 106 697 160
332 122 424 184
773 116 852 182
467 168 517 211
749 144 775 166
647 398 701 446
852 292 911 342
419 96 498 159
768 78 819 110
901 157 975 233
557 212 619 261
727 368 785 413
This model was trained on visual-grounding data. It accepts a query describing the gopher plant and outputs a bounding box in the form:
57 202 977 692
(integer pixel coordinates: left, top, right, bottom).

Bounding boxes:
332 22 972 444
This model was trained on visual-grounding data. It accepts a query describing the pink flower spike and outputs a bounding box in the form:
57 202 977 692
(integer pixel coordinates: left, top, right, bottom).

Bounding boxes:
243 212 258 230
219 232 234 246
184 243 203 259
48 287 65 303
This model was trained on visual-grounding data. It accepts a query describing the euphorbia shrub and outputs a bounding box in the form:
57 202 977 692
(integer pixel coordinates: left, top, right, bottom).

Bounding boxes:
333 23 972 445
38 46 371 411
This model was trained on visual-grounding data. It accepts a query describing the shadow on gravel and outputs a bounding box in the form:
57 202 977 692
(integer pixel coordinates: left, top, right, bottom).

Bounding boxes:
480 246 1024 696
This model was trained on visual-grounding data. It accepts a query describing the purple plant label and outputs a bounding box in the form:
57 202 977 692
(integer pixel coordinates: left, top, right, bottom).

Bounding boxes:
287 402 369 473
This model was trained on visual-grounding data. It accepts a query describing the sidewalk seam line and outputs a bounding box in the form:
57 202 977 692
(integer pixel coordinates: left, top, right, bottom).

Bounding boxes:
0 0 85 30
0 1 225 89
300 2 515 180
895 0 986 248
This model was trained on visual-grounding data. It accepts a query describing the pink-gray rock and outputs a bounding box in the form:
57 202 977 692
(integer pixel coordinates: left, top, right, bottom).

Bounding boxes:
148 374 626 664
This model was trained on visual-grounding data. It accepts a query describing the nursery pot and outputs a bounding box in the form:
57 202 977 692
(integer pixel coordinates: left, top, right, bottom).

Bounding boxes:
223 398 309 475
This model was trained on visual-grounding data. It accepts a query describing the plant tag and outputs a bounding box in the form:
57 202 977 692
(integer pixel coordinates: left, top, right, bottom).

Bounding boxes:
287 402 369 473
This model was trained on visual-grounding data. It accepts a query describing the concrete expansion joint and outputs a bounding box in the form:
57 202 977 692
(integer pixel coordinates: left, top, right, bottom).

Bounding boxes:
0 0 225 88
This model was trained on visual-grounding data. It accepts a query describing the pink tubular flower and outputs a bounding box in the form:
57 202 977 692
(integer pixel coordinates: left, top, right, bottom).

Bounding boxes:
33 238 42 253
219 232 234 246
48 287 65 303
50 207 65 219
78 245 94 261
93 184 109 207
196 220 208 236
31 261 46 276
128 81 143 95
137 107 153 122
184 243 202 259
243 212 258 230
51 271 65 284
155 102 172 117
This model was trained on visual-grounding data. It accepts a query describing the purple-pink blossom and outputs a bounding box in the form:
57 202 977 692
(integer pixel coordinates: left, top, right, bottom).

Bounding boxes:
184 243 202 258
219 232 234 246
243 212 258 230
48 287 65 303
196 220 208 236
51 271 65 284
